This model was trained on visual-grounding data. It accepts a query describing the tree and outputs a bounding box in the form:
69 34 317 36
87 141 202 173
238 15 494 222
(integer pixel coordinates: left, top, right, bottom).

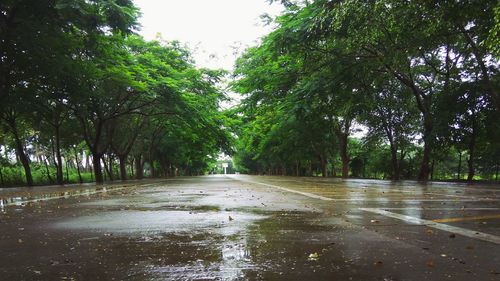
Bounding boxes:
360 79 420 180
231 0 498 182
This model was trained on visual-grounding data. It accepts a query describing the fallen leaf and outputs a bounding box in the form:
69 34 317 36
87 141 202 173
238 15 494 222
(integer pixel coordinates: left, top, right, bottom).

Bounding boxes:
308 252 319 261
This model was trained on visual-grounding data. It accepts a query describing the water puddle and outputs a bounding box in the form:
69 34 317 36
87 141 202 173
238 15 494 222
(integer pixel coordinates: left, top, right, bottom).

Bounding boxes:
0 186 126 208
138 234 257 280
54 210 267 236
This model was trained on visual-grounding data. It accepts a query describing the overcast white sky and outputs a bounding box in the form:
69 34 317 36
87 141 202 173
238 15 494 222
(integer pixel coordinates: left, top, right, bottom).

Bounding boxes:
133 0 283 70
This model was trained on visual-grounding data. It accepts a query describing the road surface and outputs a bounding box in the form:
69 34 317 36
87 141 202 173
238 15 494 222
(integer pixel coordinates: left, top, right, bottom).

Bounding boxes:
1 175 499 280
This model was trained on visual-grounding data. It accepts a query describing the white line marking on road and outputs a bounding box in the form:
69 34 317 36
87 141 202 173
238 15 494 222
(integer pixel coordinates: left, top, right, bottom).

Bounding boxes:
231 176 500 244
230 177 500 202
373 208 500 210
423 192 474 199
318 199 498 202
360 208 500 245
232 178 334 201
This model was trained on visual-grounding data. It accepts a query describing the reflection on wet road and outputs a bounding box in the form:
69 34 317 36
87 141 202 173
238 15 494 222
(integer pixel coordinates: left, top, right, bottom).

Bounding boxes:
0 175 499 280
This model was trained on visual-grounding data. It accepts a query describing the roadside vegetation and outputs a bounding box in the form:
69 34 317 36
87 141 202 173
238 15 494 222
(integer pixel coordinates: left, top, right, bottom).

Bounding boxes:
230 0 500 182
0 0 231 187
1 0 499 187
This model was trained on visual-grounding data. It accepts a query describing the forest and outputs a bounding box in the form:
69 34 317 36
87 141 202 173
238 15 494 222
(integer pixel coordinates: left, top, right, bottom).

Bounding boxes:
0 0 231 186
230 0 500 182
0 0 499 187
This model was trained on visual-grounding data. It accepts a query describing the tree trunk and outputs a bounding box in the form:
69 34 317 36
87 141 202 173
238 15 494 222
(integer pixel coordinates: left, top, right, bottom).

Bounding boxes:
135 155 144 180
130 158 135 178
418 115 433 181
167 164 172 177
103 155 114 181
418 144 431 181
340 132 349 179
65 158 70 183
43 156 53 184
457 151 462 180
467 154 475 182
86 153 91 172
331 161 335 177
119 155 127 181
389 70 433 181
13 130 33 186
320 156 327 177
163 163 169 177
3 112 33 186
150 160 155 178
467 145 475 183
295 161 300 177
55 127 63 185
390 146 400 180
430 159 435 181
109 154 115 180
74 149 83 184
92 153 104 184
467 116 477 182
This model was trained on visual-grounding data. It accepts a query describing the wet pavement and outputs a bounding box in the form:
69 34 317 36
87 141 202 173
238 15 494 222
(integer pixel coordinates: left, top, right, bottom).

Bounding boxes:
0 175 499 280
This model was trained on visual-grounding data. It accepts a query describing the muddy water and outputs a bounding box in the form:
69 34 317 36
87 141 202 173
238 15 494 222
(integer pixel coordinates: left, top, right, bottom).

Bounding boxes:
0 176 499 280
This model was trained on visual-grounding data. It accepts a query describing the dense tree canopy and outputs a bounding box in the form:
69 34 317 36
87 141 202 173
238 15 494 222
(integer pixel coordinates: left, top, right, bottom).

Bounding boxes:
0 0 230 186
1 0 498 186
232 0 499 181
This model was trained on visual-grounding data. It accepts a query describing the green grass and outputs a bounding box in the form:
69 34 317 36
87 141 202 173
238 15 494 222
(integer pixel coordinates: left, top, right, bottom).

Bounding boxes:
0 164 96 187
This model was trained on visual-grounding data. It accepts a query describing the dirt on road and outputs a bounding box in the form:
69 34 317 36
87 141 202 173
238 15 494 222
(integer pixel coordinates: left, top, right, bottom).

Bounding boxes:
1 175 499 280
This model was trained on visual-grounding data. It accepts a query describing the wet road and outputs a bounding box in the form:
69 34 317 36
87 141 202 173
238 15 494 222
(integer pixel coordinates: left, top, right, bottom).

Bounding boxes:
1 175 499 280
